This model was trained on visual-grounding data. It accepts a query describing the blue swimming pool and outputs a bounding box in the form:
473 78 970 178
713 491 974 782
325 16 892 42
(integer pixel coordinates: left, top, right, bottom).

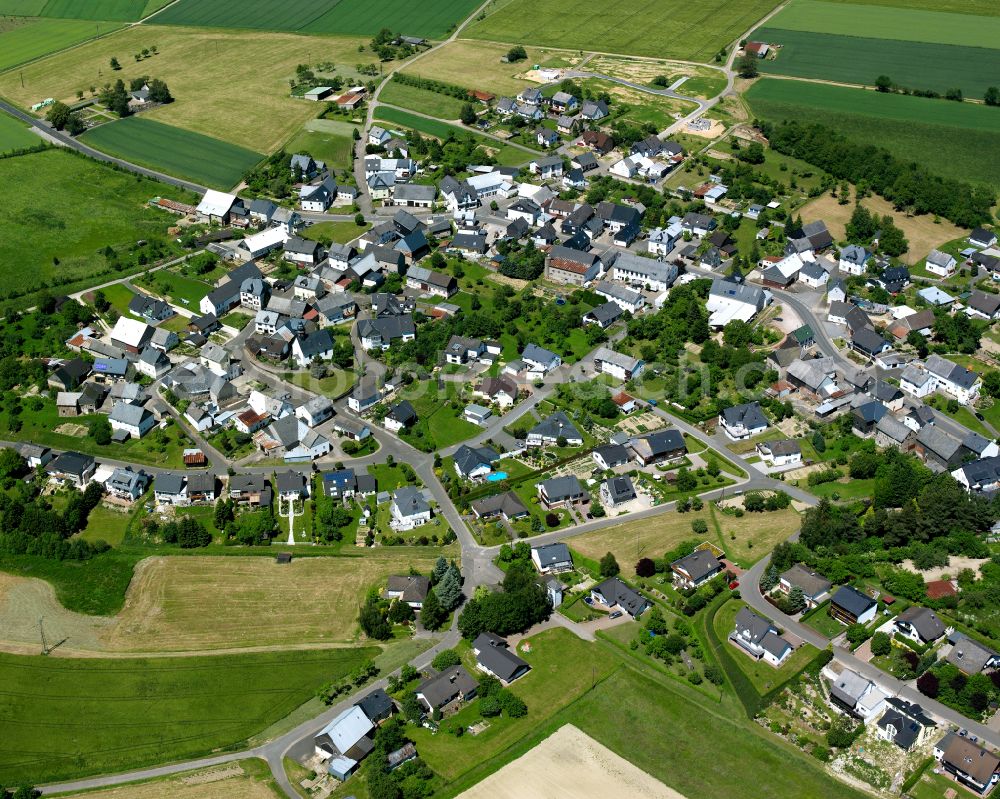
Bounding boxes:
486 472 508 482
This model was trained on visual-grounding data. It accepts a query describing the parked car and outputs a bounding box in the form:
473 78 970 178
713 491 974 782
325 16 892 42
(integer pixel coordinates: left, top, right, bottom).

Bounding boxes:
609 611 623 619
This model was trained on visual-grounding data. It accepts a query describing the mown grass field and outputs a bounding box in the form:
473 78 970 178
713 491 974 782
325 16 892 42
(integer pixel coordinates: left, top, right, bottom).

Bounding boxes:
442 645 866 799
762 0 1000 47
0 148 190 300
0 27 364 153
745 79 1000 190
400 40 582 96
0 647 375 785
380 79 469 120
0 17 121 71
757 29 1000 97
54 759 282 799
0 110 38 152
83 117 262 189
286 123 358 174
100 552 451 652
152 0 481 38
373 106 530 167
463 0 782 61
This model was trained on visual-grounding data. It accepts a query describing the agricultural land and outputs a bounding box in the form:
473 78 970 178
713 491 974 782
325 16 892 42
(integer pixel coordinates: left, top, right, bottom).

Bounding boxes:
0 17 123 71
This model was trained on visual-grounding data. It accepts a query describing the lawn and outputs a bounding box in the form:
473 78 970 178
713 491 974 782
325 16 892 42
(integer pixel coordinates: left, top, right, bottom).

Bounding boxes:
380 79 469 120
756 28 1000 98
77 501 140 547
83 117 263 190
48 758 283 799
823 0 997 12
807 477 876 501
0 26 367 153
302 219 370 246
713 599 819 693
745 78 1000 190
8 399 193 468
0 17 122 71
463 0 782 61
284 126 357 175
711 505 802 568
0 647 375 785
0 110 40 153
410 628 619 781
152 0 482 38
134 267 214 308
285 367 353 397
761 0 1000 48
0 149 191 303
373 106 530 167
86 282 136 318
803 605 845 638
367 462 423 491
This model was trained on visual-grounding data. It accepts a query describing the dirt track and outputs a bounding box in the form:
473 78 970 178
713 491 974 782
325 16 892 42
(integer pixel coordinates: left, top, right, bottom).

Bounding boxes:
456 724 685 799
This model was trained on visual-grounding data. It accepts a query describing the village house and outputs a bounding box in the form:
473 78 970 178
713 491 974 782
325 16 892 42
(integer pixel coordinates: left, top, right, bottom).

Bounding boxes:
829 585 877 625
671 549 724 589
472 633 530 684
730 607 792 667
777 564 831 609
718 401 768 441
590 577 650 617
538 475 587 508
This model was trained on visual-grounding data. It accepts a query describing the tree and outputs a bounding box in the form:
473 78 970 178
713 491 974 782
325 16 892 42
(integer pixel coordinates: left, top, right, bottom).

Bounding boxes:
435 567 463 611
811 429 826 454
431 648 461 671
736 53 759 79
432 555 448 583
213 498 234 530
506 45 527 62
826 715 859 748
875 75 892 92
359 593 392 640
599 552 620 578
635 557 656 577
986 86 1000 107
845 623 869 646
917 671 940 698
110 56 121 70
148 78 172 103
787 585 806 613
45 101 72 131
870 631 891 657
88 416 112 445
420 587 448 631
459 103 476 125
388 598 414 624
354 212 365 226
0 447 25 480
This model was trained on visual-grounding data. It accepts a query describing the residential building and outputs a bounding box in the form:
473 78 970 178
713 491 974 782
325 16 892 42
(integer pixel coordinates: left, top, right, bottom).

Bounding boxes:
934 732 1000 794
590 577 650 617
390 486 432 530
593 443 630 470
706 278 767 328
876 699 936 751
756 439 802 467
925 249 957 277
830 585 877 625
718 401 768 441
592 346 644 381
527 411 582 447
777 564 831 609
730 607 792 667
894 606 946 645
538 475 587 507
105 466 149 502
628 429 686 466
544 246 602 286
470 491 529 522
384 400 417 433
671 550 724 589
829 668 890 721
947 633 1000 675
109 402 155 439
416 665 478 712
600 474 636 507
472 632 530 684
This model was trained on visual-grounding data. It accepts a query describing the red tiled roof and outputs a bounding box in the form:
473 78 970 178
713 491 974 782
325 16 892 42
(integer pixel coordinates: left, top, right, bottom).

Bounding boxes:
926 579 958 599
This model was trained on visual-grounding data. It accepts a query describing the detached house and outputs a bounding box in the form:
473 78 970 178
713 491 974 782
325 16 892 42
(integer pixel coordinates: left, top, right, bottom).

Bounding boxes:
718 401 768 441
590 577 650 617
538 475 587 508
593 346 643 381
671 550 724 589
933 733 1000 795
545 245 601 286
531 542 574 574
527 411 582 447
778 564 831 609
894 606 946 645
473 633 530 684
830 585 877 625
925 249 957 277
730 607 792 667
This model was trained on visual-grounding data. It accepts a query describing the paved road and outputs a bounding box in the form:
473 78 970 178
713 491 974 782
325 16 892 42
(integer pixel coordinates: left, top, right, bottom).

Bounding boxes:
0 100 209 195
740 554 1000 748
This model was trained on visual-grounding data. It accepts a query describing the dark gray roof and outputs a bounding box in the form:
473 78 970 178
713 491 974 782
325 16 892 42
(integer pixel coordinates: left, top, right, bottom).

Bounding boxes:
453 444 499 477
671 550 723 583
721 401 768 430
896 605 945 642
471 490 529 519
473 633 530 682
539 474 584 501
532 542 572 568
155 472 185 495
831 585 876 617
356 688 394 722
417 665 477 709
530 410 580 441
276 470 306 493
594 443 629 465
780 564 831 597
603 474 636 503
593 577 650 616
387 400 417 426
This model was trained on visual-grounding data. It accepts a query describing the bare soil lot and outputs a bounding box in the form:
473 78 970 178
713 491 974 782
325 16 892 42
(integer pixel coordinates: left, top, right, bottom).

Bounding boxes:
800 191 965 265
457 723 685 799
56 761 280 799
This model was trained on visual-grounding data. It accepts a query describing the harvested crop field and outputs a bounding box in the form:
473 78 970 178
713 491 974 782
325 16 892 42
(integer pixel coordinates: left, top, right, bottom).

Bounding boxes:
0 552 453 654
457 724 684 799
800 191 965 265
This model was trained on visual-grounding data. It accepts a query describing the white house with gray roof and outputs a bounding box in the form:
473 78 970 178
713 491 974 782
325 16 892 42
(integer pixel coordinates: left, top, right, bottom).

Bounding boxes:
390 486 432 530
